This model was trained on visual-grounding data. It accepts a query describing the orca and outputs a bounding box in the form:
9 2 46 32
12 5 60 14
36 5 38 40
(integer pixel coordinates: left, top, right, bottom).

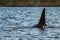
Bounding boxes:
35 8 47 28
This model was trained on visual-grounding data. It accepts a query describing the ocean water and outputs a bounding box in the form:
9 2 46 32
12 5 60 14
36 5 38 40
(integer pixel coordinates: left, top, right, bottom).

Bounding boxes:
0 7 43 27
46 7 60 27
0 7 60 40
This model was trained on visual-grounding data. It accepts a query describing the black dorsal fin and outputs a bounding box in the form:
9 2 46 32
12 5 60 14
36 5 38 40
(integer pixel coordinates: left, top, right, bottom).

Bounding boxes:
36 8 46 28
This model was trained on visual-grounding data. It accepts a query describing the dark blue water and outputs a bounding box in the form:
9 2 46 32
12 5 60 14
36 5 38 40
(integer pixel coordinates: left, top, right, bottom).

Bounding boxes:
0 7 60 40
0 7 43 27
